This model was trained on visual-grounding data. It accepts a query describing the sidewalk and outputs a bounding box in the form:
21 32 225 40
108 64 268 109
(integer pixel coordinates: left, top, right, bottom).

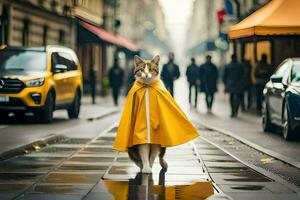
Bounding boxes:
80 95 120 120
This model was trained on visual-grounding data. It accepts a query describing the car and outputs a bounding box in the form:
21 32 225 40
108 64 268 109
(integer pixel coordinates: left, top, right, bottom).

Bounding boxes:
0 45 83 123
262 58 300 140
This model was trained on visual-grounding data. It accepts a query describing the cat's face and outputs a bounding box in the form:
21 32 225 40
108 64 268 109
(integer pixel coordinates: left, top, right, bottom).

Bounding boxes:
134 55 160 84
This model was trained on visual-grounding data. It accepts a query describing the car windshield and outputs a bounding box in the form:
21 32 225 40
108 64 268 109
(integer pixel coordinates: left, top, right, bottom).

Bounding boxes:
291 61 300 84
0 50 46 72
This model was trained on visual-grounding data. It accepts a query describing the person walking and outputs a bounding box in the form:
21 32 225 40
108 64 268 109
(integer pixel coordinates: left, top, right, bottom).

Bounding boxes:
200 55 218 113
161 52 180 96
223 54 244 117
255 54 273 113
241 59 253 111
186 57 200 108
108 58 124 106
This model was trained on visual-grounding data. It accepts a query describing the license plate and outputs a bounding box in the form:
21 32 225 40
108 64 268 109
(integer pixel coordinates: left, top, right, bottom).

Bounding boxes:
0 96 9 102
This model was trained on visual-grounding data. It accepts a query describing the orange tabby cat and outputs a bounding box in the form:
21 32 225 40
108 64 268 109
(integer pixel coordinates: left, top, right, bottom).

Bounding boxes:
127 55 168 173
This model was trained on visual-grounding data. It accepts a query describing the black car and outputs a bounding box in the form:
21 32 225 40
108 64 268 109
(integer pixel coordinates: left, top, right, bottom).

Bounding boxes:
262 58 300 140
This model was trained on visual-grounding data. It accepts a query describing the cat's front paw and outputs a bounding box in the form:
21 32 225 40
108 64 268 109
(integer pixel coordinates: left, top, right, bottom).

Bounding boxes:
141 166 152 174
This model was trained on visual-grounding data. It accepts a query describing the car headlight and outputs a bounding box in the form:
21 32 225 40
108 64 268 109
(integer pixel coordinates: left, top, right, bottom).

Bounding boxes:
25 78 45 87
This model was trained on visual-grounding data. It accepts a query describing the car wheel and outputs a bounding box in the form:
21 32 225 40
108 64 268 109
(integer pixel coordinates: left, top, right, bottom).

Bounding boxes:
282 102 294 141
39 92 54 123
67 90 81 119
262 100 275 132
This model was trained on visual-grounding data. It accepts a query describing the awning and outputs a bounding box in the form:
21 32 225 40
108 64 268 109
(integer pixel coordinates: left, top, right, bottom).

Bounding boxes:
78 20 139 52
229 0 300 39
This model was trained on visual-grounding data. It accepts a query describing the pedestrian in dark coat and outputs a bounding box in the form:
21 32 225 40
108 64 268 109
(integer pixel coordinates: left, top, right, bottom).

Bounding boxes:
186 57 200 108
108 58 124 106
199 55 218 113
223 54 244 117
161 52 180 97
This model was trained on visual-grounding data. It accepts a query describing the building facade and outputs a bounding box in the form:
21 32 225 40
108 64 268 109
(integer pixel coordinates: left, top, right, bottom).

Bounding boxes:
117 0 170 59
0 0 75 48
185 0 224 65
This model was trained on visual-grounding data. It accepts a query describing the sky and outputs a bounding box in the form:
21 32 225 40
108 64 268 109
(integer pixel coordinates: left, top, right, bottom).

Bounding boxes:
158 0 195 59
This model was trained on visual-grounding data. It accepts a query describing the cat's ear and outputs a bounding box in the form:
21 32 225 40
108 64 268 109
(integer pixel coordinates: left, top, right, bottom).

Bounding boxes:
151 55 160 65
134 55 144 66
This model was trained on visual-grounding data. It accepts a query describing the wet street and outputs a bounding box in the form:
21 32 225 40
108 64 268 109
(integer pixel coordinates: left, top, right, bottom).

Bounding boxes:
0 92 300 200
1 0 300 199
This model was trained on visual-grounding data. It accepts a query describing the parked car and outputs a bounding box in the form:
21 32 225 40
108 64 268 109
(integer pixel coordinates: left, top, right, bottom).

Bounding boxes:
0 45 83 123
262 58 300 140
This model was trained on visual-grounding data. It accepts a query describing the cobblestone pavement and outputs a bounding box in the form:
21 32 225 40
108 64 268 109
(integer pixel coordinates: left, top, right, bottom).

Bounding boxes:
0 116 299 199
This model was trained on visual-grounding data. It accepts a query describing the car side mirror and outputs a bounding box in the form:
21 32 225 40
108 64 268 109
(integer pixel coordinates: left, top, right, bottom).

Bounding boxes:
270 75 283 83
54 64 67 74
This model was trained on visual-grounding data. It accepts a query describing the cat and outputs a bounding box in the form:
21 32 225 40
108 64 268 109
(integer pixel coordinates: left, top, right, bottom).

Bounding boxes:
127 55 168 173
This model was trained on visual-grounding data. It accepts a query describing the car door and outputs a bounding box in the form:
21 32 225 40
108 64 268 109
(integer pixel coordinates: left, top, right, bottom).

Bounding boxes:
51 52 69 104
269 61 291 123
57 52 78 102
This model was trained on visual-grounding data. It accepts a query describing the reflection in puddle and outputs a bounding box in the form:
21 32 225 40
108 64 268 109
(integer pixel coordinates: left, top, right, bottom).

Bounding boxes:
103 170 214 200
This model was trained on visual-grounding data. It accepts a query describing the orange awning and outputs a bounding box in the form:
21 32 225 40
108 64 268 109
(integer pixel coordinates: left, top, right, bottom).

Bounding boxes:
79 20 139 52
229 0 300 39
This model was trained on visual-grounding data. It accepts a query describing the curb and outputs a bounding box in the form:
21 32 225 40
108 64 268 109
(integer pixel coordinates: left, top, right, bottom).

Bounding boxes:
0 134 64 161
198 121 300 169
86 110 119 121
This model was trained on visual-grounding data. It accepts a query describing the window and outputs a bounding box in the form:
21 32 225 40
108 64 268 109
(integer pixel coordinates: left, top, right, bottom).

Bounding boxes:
22 19 29 46
0 50 46 72
43 25 48 46
59 30 65 45
274 61 291 84
0 6 9 45
291 62 300 84
51 52 77 72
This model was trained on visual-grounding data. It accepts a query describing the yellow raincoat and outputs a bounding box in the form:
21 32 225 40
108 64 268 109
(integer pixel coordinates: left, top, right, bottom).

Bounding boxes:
113 79 199 152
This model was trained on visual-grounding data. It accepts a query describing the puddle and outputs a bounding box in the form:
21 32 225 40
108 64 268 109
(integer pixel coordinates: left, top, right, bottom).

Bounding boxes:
97 172 214 200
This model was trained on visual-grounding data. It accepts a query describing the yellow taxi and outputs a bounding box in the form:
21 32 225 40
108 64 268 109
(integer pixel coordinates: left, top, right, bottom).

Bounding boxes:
0 45 83 123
